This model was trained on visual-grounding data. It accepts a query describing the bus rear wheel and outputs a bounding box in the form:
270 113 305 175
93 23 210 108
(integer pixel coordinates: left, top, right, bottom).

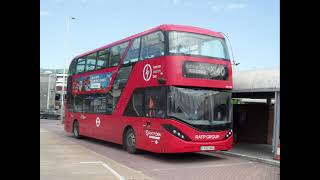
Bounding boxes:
125 128 137 154
73 121 81 139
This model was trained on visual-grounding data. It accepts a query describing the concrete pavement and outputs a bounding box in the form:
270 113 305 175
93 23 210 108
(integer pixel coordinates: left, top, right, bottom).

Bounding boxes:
214 150 280 166
41 119 280 180
213 143 280 166
40 127 151 180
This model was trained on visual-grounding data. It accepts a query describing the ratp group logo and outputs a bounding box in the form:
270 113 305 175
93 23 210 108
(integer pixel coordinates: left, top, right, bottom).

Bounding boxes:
195 134 220 140
143 64 152 81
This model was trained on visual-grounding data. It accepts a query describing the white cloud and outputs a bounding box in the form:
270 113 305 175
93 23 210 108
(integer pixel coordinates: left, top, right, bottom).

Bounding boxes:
172 0 194 7
226 3 246 10
210 5 223 12
54 0 93 3
54 0 65 3
173 0 180 5
81 0 103 4
40 11 49 16
210 2 247 13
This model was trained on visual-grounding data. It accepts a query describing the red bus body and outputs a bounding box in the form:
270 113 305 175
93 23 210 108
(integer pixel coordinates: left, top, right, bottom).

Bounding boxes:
64 24 233 153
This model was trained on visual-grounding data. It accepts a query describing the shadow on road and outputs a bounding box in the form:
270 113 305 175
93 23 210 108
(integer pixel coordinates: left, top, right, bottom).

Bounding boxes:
140 151 225 163
74 136 225 164
79 136 124 151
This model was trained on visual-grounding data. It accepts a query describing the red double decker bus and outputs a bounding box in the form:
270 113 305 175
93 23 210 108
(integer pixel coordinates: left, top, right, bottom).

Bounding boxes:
64 24 233 153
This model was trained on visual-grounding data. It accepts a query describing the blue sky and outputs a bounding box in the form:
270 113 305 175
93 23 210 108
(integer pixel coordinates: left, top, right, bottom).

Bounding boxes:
40 0 279 71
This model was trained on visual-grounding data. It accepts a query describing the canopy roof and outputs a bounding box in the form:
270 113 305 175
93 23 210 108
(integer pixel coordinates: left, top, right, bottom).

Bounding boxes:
232 68 280 93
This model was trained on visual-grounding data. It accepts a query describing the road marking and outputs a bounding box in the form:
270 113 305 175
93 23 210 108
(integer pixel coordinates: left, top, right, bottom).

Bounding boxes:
80 161 125 180
210 151 280 166
152 161 256 171
40 129 48 133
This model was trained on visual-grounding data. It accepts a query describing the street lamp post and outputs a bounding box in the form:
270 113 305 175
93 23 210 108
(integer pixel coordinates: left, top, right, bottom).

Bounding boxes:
61 16 76 124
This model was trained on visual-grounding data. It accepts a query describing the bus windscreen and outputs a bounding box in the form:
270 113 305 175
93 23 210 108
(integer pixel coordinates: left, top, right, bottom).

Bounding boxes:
168 86 232 127
168 31 230 60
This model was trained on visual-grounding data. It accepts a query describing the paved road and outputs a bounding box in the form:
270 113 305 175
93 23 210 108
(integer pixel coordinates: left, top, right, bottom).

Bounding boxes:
41 119 280 180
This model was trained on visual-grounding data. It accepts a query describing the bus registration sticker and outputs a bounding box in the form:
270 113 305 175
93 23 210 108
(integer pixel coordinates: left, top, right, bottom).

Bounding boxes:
200 146 215 151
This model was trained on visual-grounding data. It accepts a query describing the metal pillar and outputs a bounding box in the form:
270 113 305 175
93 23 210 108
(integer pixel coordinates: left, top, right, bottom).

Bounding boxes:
60 69 66 124
46 74 52 110
272 91 280 156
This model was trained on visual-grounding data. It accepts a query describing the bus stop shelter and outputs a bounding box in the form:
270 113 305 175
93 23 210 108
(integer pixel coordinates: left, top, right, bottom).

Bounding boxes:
231 68 280 160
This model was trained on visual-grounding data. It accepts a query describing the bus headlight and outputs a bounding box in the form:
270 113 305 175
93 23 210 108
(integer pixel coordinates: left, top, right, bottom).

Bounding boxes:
162 124 191 141
224 129 233 139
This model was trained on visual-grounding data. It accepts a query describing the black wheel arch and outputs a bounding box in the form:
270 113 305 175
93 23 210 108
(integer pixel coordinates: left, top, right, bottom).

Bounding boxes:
122 125 134 148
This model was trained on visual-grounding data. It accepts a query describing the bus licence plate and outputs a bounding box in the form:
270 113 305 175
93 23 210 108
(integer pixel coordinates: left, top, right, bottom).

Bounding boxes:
200 146 215 151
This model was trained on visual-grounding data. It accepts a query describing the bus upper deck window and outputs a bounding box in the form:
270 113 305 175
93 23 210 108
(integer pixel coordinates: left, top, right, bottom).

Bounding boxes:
110 42 129 67
140 31 164 60
123 38 141 65
76 57 86 74
97 49 110 70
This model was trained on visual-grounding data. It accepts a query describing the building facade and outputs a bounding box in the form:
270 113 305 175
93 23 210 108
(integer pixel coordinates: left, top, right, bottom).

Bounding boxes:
40 69 68 112
55 73 68 110
40 73 56 111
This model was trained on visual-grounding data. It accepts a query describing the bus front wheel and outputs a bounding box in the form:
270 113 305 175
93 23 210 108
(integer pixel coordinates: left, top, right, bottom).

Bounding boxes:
73 121 81 139
125 128 137 154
